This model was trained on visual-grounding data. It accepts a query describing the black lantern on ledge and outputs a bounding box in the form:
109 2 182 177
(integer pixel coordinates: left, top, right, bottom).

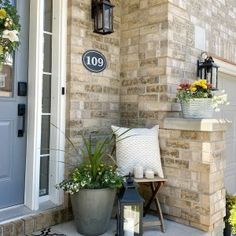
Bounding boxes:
92 0 114 35
197 52 219 90
117 175 144 236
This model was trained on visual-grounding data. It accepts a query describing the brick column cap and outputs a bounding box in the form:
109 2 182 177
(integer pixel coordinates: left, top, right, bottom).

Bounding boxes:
164 118 231 132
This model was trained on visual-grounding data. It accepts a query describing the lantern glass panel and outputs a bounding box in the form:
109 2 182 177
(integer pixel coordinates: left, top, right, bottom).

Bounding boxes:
202 68 205 79
97 4 103 30
104 4 110 30
206 67 211 82
123 205 141 235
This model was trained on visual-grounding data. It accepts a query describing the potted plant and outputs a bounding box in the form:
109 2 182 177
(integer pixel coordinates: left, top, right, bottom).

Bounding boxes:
224 194 236 236
57 131 124 236
176 79 228 118
229 205 236 236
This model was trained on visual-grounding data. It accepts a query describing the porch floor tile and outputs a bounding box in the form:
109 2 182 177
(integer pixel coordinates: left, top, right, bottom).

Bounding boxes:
50 216 211 236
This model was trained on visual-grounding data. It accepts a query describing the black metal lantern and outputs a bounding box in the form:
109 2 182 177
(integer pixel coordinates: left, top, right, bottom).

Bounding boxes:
117 176 144 236
92 0 114 35
197 52 219 90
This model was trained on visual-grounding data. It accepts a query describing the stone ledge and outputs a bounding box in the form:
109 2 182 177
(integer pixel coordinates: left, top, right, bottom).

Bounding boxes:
0 207 73 236
164 118 231 132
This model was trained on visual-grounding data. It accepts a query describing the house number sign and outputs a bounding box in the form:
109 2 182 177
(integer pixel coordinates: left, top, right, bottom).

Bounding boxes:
82 50 106 73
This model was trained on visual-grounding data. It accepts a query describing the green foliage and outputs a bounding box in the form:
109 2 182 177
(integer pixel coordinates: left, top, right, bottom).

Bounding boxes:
57 163 123 194
176 79 229 111
56 130 125 194
225 193 236 233
226 194 236 210
229 205 236 234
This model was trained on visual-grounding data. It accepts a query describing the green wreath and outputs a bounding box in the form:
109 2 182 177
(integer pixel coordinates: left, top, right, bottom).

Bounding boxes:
0 0 21 64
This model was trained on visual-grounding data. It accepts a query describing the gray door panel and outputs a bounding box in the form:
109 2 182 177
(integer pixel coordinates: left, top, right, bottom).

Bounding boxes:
0 0 29 209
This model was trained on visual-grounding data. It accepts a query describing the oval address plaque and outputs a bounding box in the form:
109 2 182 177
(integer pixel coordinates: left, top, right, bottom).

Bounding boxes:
82 50 107 73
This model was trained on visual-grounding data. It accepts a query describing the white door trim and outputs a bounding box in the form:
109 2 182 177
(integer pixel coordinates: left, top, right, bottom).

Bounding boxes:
49 0 67 205
25 0 67 210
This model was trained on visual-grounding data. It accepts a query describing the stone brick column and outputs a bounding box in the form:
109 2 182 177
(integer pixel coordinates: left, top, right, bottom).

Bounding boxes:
159 118 231 236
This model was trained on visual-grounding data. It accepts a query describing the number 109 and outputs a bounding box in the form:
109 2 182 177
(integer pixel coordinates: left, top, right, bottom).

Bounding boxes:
86 56 104 67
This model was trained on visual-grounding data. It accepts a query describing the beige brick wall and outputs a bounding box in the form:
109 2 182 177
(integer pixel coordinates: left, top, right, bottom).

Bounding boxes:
65 1 234 234
120 0 180 128
0 207 72 236
67 0 121 138
167 0 236 85
158 118 230 234
120 0 236 127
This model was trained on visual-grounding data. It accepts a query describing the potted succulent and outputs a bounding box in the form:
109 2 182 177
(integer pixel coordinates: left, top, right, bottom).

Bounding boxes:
57 131 124 236
176 79 228 118
224 194 236 236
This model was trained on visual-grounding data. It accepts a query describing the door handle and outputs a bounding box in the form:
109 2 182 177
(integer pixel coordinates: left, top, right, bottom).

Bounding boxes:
18 104 26 137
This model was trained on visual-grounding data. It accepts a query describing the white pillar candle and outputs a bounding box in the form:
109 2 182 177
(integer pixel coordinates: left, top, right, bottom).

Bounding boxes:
145 169 154 179
134 165 143 178
124 217 135 236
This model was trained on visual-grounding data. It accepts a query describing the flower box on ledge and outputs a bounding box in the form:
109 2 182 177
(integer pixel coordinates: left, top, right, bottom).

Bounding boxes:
176 79 228 119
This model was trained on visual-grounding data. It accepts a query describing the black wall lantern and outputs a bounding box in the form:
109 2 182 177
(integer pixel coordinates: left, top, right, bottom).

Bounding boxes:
92 0 114 35
197 52 219 90
117 175 144 236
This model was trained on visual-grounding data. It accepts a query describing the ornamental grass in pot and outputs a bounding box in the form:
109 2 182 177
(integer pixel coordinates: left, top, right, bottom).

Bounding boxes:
57 130 124 236
176 79 228 118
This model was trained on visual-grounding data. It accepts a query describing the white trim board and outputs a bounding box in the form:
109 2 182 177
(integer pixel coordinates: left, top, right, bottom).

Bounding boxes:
25 0 44 210
49 0 67 206
214 58 236 77
25 0 67 211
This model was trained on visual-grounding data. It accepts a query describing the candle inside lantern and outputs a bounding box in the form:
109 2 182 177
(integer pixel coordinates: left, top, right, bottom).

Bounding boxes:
134 165 143 178
145 169 154 179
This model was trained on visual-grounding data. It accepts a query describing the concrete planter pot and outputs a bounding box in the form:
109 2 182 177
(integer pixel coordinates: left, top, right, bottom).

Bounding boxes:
70 188 116 236
181 98 213 119
224 223 231 236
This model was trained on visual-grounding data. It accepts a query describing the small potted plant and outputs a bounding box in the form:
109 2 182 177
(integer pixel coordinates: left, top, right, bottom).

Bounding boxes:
176 79 228 118
57 131 124 236
224 194 236 236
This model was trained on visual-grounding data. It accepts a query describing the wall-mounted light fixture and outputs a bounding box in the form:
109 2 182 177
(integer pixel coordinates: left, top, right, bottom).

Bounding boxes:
197 52 219 90
92 0 114 35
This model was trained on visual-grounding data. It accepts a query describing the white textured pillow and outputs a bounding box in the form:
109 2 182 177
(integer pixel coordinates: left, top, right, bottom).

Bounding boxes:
111 125 164 178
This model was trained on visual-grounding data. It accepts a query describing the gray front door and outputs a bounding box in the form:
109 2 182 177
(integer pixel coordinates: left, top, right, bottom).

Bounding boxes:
0 0 29 209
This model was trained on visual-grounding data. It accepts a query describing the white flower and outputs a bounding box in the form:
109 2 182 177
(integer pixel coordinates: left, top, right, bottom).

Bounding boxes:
2 30 19 42
211 91 229 112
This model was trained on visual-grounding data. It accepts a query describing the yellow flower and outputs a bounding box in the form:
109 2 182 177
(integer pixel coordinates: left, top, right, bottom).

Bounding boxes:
190 86 197 92
0 45 3 55
192 79 208 89
199 80 207 86
0 9 7 20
